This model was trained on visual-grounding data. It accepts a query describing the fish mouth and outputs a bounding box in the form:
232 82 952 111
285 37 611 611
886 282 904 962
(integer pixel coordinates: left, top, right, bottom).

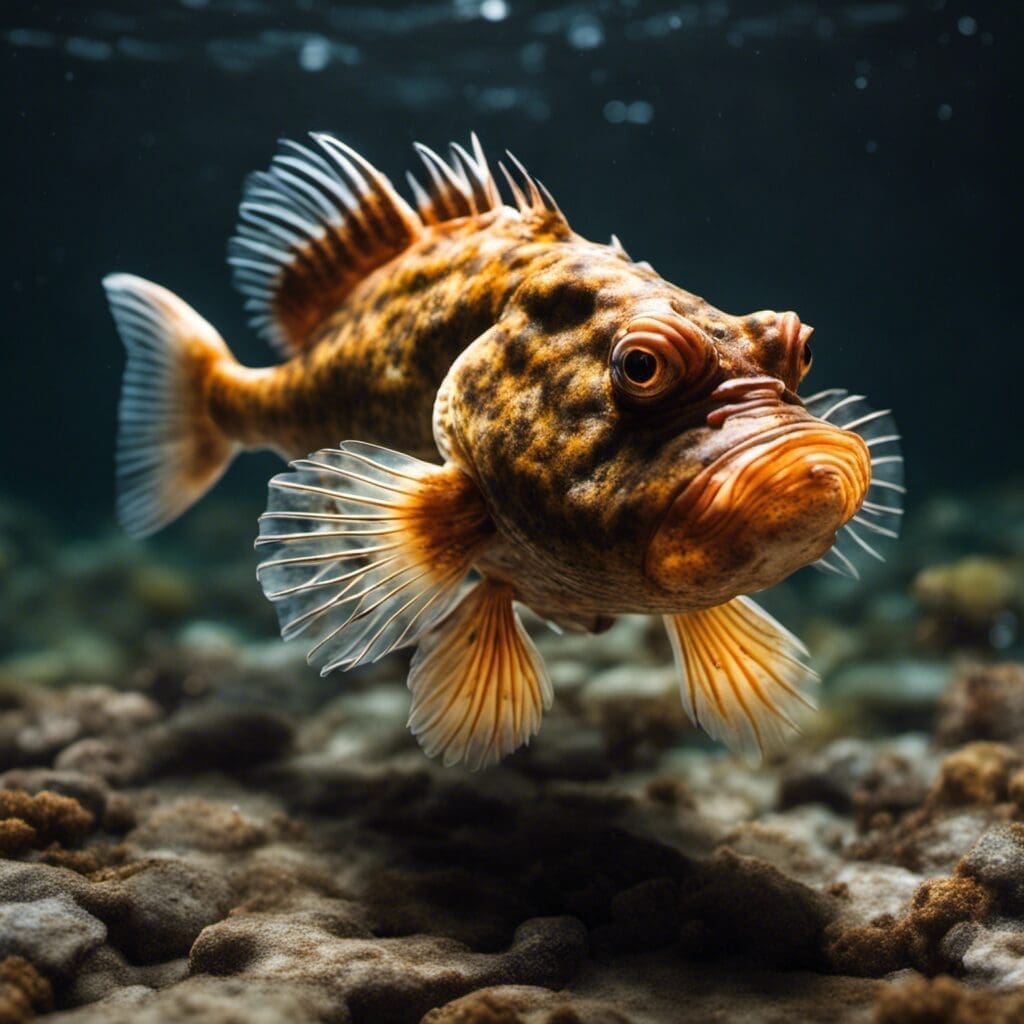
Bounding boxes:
645 400 872 603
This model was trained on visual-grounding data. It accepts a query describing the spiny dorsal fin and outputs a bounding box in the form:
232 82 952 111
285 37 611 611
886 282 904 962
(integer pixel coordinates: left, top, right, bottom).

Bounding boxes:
407 135 569 233
229 133 423 359
498 150 567 225
407 133 503 226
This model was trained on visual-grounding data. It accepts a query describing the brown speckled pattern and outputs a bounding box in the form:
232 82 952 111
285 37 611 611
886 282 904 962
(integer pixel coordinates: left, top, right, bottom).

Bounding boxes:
205 202 855 619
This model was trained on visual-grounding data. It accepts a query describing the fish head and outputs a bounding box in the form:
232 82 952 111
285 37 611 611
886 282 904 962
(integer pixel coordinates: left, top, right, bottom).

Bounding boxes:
434 247 872 609
640 305 873 604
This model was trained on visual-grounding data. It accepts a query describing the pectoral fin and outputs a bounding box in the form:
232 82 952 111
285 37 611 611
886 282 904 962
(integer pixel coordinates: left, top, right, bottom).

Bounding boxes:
256 442 493 673
663 596 818 762
408 579 553 770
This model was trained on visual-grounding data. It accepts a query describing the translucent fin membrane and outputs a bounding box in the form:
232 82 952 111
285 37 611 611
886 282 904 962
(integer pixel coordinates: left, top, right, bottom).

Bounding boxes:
103 274 236 538
664 596 818 764
803 389 904 579
255 442 491 674
407 579 552 770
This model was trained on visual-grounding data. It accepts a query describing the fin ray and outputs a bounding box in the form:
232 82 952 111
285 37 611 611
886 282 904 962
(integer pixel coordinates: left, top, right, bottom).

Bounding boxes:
229 134 423 359
256 444 493 673
407 580 552 770
664 596 818 763
803 388 904 578
104 274 238 537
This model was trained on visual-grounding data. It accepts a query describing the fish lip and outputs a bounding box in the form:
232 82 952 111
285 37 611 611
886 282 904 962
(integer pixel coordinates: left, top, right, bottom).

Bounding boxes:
643 407 863 595
650 415 814 546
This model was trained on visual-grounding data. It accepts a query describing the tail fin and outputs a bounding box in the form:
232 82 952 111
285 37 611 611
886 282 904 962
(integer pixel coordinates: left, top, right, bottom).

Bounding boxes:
103 274 239 537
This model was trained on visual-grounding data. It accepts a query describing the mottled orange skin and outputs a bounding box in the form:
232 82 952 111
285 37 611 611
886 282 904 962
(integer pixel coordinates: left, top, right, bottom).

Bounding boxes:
208 209 562 459
206 205 867 620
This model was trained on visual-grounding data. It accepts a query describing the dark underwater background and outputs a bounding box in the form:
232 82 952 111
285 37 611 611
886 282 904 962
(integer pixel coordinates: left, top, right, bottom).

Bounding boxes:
2 4 1024 1023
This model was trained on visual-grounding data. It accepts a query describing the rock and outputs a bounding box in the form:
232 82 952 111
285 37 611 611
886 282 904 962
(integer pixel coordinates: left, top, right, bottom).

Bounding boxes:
579 665 690 769
778 738 877 813
67 946 188 1008
935 662 1024 747
187 913 588 1024
126 797 276 854
914 556 1021 623
0 896 106 980
827 660 951 717
598 877 684 953
0 687 162 773
677 848 834 969
957 824 1024 913
957 922 1024 989
828 862 923 929
102 859 236 963
55 704 293 785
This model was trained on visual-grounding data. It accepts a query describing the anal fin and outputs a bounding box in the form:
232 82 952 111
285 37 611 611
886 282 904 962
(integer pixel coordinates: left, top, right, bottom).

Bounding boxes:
408 579 553 770
664 596 818 762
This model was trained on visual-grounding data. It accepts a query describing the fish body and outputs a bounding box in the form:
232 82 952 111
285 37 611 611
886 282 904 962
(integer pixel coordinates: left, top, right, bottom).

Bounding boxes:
104 133 904 768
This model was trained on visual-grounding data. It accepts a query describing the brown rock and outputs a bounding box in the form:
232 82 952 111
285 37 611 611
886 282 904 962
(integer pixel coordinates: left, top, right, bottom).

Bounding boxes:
874 974 1024 1024
936 663 1024 748
678 848 834 969
826 874 993 976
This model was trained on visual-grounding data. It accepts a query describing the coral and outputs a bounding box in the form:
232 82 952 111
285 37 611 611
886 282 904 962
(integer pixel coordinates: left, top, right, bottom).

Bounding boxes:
54 704 292 785
873 974 1024 1024
826 875 992 977
929 742 1021 808
423 986 634 1024
0 789 94 854
0 957 52 1024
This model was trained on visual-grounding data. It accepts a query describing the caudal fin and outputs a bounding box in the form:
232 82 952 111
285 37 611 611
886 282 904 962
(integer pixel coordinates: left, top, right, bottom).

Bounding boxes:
103 274 238 537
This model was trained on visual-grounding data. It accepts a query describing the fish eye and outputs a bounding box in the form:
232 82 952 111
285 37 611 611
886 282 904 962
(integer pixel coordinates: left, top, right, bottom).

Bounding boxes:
623 348 658 384
610 313 718 409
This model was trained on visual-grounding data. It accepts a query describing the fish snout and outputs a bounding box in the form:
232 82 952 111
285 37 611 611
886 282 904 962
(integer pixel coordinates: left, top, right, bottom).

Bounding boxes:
645 418 872 601
706 376 786 427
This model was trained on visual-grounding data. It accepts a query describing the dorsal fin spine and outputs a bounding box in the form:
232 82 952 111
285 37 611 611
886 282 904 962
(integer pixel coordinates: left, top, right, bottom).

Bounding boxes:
413 142 472 221
228 133 424 358
498 161 529 212
449 141 489 211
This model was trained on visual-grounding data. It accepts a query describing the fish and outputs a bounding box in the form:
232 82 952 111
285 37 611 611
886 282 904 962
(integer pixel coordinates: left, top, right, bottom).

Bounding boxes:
103 132 904 769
